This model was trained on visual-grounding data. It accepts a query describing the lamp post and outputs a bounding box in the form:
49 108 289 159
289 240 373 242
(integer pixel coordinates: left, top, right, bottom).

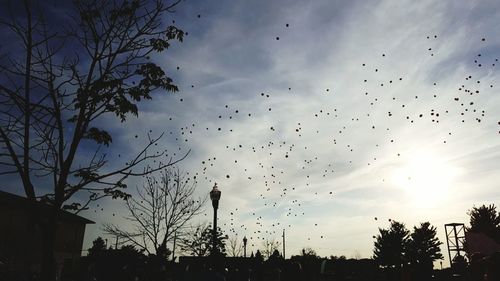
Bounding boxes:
210 183 221 255
243 236 248 257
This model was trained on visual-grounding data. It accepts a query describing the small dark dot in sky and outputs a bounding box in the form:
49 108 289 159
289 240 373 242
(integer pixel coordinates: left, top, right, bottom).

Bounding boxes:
276 37 280 40
197 14 201 18
226 175 230 178
382 54 385 57
176 66 180 70
191 85 194 88
286 23 289 27
482 38 485 41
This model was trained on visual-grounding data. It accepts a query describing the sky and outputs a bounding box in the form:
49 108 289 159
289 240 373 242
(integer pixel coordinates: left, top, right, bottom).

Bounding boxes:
2 0 500 268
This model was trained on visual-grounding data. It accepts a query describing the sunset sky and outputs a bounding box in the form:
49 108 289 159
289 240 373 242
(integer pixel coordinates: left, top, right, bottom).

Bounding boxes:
2 0 500 267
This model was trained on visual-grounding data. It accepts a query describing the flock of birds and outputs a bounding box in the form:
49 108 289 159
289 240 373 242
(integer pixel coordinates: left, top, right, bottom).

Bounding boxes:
89 11 499 254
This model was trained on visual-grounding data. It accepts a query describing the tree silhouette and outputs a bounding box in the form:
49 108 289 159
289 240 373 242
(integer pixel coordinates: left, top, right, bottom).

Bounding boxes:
88 237 107 258
467 204 500 243
103 167 206 257
373 220 409 269
254 250 264 263
179 223 227 257
406 222 443 278
227 235 243 257
301 247 319 257
89 244 146 281
261 238 282 259
0 1 185 279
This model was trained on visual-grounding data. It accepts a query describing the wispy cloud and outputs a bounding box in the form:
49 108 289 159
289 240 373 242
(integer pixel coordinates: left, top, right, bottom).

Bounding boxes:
14 0 496 265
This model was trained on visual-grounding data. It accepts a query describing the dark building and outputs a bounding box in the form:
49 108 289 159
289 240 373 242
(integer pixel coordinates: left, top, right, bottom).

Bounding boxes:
0 190 93 276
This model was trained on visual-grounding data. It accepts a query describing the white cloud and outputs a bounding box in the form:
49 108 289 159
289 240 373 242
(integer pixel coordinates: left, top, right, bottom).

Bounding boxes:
52 0 500 266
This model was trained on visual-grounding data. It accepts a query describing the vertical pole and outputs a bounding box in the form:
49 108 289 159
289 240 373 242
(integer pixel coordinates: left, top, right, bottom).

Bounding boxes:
115 235 119 249
244 240 247 258
172 232 177 262
282 229 286 259
213 207 218 255
453 225 460 259
445 225 452 268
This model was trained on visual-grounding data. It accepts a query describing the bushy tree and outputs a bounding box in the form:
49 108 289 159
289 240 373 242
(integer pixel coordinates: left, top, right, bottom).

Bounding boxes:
254 250 264 263
301 247 319 257
467 204 500 243
90 244 146 281
406 222 443 278
373 220 443 281
180 222 227 257
373 220 409 268
407 222 443 266
88 237 107 258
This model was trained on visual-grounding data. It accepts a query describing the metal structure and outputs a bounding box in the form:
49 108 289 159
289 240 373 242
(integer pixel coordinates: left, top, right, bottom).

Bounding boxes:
210 183 221 255
444 223 466 267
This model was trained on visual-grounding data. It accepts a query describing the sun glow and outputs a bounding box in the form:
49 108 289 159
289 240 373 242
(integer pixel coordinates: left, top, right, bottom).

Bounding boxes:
391 152 458 207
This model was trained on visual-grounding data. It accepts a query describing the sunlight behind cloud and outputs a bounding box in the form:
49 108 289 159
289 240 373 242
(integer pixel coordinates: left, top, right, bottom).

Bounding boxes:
391 151 460 207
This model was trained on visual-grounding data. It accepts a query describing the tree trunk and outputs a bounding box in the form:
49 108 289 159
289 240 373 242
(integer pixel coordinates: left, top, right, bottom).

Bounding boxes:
40 209 57 281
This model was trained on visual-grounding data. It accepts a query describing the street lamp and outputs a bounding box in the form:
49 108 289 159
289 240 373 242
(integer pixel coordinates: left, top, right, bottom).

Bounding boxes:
210 183 221 255
243 236 248 257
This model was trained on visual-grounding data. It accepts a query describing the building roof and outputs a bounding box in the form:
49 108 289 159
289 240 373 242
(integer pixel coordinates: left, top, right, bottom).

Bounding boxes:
0 190 94 224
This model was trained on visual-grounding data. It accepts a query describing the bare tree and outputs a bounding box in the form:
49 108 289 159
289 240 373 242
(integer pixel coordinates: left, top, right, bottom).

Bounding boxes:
261 238 281 259
104 167 206 256
227 235 243 257
0 1 186 279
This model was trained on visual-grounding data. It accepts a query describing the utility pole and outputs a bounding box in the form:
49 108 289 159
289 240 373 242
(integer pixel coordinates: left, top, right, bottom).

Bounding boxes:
172 232 177 262
243 236 248 258
282 229 286 259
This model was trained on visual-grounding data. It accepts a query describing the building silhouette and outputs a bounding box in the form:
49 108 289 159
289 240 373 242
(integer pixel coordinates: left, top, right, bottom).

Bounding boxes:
0 190 93 277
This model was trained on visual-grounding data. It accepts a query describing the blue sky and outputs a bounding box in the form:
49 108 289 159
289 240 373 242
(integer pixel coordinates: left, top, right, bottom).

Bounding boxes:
2 0 500 267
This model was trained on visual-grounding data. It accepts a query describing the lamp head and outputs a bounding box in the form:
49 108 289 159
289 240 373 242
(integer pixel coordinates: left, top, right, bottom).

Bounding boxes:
210 183 221 209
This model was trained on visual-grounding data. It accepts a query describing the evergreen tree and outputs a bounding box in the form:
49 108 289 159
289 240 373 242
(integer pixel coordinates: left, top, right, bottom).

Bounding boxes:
254 250 264 263
180 223 227 257
88 237 107 258
373 220 410 268
406 222 443 278
467 204 500 243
